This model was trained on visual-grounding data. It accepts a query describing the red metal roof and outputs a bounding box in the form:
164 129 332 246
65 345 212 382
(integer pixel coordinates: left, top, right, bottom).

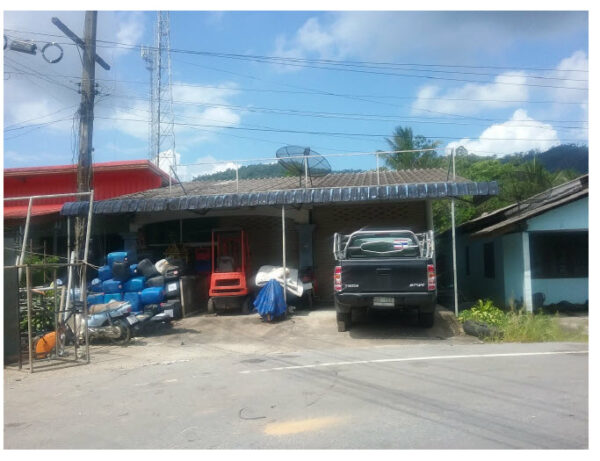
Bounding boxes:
4 159 172 182
4 159 174 219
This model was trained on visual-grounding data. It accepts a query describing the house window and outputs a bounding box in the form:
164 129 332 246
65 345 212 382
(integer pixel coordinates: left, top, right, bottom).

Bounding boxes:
465 246 470 276
530 231 588 279
483 242 495 279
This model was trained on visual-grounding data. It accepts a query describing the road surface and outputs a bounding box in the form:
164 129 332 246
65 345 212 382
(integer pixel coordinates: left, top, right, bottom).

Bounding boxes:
4 335 588 449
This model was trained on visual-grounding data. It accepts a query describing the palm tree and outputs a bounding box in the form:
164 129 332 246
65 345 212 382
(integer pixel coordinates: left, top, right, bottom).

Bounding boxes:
384 126 442 170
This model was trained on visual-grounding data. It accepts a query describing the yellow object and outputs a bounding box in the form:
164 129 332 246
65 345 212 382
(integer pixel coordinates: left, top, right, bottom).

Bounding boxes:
35 331 56 359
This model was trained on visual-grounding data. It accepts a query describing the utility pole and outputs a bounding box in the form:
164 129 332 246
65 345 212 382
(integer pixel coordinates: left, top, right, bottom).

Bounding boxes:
52 12 110 257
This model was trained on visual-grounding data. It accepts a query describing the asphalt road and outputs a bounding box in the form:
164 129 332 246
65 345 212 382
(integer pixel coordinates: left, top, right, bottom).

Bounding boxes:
4 339 588 449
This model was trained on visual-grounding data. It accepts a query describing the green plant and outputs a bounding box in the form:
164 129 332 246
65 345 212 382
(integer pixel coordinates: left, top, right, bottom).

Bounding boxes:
458 299 506 327
501 311 587 343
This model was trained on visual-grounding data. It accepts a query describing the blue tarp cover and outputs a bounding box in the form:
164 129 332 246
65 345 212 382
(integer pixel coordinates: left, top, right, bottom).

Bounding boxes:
253 279 287 319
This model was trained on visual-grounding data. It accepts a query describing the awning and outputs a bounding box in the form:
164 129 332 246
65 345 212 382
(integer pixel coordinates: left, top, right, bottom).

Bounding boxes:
60 181 499 216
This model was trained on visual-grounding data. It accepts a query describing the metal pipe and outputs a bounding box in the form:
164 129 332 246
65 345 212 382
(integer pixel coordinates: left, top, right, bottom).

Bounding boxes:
451 148 459 317
376 152 380 185
235 164 239 193
18 197 34 282
281 206 287 305
67 216 71 265
64 251 75 323
176 149 437 167
4 191 93 202
81 191 94 363
304 156 309 188
26 265 34 373
53 268 58 359
169 165 187 195
82 190 94 271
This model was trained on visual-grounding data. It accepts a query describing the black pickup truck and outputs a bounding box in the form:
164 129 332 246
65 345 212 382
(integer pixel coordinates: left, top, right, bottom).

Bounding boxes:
333 228 437 332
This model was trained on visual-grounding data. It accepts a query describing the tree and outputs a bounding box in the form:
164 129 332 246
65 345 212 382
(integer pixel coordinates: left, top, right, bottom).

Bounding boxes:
384 126 443 169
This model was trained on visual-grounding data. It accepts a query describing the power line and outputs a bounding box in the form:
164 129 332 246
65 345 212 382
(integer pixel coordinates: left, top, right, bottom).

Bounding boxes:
3 27 589 73
92 115 587 142
4 28 588 87
3 56 80 93
99 91 589 127
4 116 73 140
169 57 587 122
166 52 588 90
5 69 588 107
4 104 79 130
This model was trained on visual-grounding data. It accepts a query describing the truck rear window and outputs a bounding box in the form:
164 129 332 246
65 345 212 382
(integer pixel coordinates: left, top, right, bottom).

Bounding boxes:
346 232 420 258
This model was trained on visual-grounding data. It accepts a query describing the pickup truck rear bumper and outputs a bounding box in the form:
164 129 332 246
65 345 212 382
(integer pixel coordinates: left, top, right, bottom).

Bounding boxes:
335 292 436 313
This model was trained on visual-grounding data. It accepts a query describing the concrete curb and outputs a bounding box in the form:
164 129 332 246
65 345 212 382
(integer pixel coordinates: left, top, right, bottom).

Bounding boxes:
434 306 464 337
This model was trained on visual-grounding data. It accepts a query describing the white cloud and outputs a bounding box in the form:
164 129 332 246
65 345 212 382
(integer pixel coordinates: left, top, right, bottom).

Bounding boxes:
446 109 561 156
169 83 241 144
113 12 145 58
93 81 241 145
546 50 588 112
3 11 146 135
412 72 529 116
156 151 237 181
272 12 586 65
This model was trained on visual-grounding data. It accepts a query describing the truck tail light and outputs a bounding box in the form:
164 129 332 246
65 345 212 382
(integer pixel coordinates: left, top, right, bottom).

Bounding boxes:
427 264 436 291
334 266 342 292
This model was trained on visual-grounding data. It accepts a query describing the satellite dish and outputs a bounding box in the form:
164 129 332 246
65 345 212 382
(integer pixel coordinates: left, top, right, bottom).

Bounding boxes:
276 145 332 187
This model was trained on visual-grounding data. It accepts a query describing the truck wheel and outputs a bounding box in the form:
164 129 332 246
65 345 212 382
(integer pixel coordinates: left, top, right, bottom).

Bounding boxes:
336 312 351 332
207 298 215 314
418 312 434 328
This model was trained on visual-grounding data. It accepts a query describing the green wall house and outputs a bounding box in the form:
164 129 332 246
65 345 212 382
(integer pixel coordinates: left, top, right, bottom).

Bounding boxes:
441 175 588 312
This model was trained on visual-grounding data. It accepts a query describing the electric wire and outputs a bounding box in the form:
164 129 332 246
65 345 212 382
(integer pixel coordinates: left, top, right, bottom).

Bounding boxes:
3 28 589 73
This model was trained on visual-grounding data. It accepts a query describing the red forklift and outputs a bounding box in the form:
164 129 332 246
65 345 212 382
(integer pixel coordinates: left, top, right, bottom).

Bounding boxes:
207 228 252 314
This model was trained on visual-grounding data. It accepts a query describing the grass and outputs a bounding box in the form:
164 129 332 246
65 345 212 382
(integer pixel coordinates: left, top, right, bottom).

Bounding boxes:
458 299 588 343
498 311 588 343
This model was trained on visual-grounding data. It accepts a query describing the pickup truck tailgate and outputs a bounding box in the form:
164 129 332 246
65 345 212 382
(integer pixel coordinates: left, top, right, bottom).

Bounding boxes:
340 258 429 293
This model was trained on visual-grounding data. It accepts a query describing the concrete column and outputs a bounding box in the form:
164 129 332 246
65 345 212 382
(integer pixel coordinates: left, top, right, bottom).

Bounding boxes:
522 232 533 312
297 224 315 270
121 232 138 262
425 200 434 231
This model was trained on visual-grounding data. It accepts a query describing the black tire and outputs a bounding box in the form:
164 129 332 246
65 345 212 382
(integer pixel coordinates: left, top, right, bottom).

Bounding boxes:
207 298 215 314
111 319 131 344
241 297 251 315
336 311 351 332
418 311 435 328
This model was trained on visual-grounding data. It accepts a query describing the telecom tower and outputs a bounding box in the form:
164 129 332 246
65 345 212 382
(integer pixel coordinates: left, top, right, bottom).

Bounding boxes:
141 11 176 170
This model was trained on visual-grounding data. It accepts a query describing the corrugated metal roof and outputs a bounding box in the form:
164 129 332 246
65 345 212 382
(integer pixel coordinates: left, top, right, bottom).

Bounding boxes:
439 174 588 239
118 168 466 200
61 176 499 217
4 159 173 182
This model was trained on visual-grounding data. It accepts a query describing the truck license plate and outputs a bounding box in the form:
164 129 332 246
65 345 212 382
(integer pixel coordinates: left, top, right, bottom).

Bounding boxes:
373 297 394 307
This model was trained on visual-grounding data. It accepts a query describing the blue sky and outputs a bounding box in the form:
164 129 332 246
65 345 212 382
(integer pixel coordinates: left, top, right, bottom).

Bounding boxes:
3 10 589 179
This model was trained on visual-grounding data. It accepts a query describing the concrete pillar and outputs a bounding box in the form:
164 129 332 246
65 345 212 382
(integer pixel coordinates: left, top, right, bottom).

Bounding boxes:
297 224 315 270
121 232 138 262
522 232 533 312
425 199 434 231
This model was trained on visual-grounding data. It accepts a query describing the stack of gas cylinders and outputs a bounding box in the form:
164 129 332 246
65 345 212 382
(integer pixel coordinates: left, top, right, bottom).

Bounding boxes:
87 252 182 320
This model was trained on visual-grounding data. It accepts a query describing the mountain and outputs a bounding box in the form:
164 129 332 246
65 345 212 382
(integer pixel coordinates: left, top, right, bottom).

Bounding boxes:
193 164 364 181
501 144 588 174
194 163 287 181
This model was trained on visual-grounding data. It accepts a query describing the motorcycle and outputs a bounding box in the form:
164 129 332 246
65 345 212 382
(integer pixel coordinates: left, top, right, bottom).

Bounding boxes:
80 301 139 344
130 309 172 336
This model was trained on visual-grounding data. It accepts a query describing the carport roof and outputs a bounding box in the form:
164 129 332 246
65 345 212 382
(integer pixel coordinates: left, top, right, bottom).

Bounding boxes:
60 168 498 216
